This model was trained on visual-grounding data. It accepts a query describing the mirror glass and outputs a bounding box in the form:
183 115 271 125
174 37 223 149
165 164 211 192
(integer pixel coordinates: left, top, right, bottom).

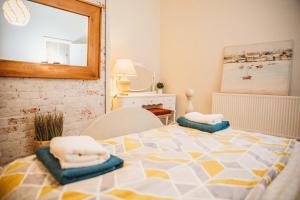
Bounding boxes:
0 0 88 66
129 66 154 91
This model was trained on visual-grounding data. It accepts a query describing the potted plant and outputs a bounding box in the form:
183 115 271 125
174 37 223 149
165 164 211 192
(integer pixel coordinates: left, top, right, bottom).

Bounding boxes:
156 82 164 94
34 112 63 151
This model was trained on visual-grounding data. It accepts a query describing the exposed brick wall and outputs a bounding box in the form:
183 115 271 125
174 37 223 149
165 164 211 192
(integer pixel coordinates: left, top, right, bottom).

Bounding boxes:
0 0 107 165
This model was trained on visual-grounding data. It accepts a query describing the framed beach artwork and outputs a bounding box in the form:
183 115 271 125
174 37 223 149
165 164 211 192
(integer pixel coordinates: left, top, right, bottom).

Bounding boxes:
221 40 293 95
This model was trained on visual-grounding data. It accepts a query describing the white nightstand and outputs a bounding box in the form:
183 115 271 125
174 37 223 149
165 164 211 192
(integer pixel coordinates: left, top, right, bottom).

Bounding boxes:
112 92 176 124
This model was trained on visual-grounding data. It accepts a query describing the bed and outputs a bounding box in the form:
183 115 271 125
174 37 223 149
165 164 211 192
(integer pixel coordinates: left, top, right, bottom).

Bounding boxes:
1 122 300 200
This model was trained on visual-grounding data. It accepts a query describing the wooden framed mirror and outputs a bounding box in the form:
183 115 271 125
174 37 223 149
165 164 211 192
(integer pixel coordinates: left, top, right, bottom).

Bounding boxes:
0 0 101 79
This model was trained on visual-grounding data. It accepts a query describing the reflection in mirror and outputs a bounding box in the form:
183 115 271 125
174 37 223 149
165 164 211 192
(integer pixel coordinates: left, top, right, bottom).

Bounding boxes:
128 64 155 92
0 0 88 66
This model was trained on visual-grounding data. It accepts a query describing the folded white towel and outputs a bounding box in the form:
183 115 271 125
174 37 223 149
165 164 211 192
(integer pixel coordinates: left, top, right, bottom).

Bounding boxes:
184 112 224 125
50 135 110 168
58 157 110 169
59 154 105 163
50 136 108 158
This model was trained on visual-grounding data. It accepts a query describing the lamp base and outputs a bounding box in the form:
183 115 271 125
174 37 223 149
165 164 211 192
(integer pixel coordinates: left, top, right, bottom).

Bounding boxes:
116 77 131 95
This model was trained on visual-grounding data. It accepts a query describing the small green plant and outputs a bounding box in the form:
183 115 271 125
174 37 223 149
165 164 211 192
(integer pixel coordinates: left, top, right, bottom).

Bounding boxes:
34 112 63 141
156 82 164 89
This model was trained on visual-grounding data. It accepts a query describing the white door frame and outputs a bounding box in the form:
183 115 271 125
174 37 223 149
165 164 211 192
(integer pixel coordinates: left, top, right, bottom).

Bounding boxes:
105 0 111 113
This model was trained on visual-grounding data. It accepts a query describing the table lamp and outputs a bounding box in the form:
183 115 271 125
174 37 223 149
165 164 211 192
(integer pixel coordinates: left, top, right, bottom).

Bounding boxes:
113 59 136 95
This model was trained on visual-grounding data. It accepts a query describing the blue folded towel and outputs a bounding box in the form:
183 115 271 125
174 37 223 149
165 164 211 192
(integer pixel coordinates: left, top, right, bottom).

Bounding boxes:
177 116 230 133
36 147 123 185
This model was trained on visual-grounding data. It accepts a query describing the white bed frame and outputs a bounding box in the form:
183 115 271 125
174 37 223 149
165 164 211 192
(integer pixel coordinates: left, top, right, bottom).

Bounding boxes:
82 107 163 140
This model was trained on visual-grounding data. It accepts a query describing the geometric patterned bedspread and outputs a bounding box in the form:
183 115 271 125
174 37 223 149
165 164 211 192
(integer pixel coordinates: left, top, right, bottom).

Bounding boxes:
0 125 296 200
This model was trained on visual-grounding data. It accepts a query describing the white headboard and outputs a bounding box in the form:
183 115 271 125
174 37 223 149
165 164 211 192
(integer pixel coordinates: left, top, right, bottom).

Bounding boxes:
212 93 300 139
82 107 163 140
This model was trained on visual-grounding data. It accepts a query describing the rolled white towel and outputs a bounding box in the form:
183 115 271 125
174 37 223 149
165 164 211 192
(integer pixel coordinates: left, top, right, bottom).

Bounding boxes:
184 112 224 125
50 135 109 164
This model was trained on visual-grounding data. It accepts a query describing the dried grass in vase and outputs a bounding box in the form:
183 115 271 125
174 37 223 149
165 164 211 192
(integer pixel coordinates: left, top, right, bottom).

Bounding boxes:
34 112 63 142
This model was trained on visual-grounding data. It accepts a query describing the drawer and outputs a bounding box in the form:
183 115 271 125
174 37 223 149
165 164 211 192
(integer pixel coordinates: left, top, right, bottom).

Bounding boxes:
143 97 163 106
121 98 142 107
114 95 176 111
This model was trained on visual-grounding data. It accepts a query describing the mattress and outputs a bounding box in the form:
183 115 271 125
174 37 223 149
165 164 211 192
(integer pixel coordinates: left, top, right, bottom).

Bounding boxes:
0 125 298 200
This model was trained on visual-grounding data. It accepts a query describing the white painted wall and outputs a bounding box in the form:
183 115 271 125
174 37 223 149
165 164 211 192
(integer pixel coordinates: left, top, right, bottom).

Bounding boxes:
108 0 160 79
0 0 87 64
160 0 300 116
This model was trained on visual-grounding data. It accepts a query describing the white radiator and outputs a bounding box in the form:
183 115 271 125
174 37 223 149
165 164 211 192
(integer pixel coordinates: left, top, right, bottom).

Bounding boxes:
212 93 300 139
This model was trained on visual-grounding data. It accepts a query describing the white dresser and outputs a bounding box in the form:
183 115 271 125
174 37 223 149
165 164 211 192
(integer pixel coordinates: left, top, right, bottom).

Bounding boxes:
112 92 176 123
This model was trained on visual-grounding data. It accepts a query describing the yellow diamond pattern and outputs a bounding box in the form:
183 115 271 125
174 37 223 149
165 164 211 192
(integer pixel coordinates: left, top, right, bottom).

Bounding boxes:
200 160 224 177
124 137 142 151
39 185 60 198
62 191 94 200
106 189 174 200
4 162 29 173
145 168 170 180
208 179 259 187
188 152 202 159
0 173 24 199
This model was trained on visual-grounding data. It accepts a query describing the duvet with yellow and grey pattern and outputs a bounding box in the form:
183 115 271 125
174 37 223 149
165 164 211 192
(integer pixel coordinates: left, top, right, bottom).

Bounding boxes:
0 125 296 200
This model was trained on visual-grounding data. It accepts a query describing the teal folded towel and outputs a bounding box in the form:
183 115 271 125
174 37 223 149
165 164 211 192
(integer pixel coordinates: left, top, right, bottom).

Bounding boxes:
36 147 123 185
177 116 230 133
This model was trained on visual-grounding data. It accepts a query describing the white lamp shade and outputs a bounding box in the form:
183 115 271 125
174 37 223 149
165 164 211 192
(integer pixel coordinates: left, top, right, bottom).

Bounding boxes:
113 59 136 76
2 0 31 26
